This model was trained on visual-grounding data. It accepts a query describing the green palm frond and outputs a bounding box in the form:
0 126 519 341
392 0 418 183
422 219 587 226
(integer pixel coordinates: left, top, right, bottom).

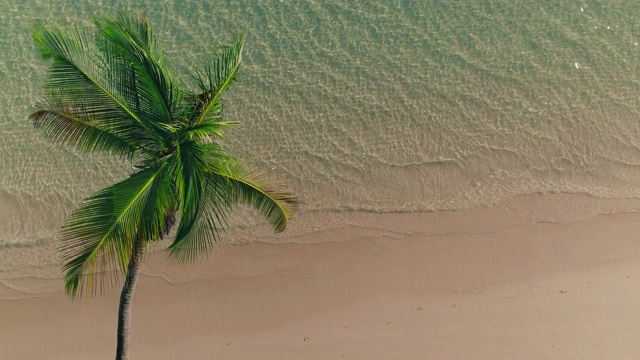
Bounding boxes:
167 170 232 262
172 140 205 244
168 155 298 261
32 19 167 153
60 163 174 297
30 104 138 158
94 13 180 132
189 32 247 126
183 120 239 141
212 158 298 233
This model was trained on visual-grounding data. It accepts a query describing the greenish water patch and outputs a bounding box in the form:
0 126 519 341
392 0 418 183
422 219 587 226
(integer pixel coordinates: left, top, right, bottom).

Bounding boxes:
3 1 640 244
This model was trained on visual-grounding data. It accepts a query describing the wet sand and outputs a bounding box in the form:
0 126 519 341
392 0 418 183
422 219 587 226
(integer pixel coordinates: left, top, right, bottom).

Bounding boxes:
3 195 640 359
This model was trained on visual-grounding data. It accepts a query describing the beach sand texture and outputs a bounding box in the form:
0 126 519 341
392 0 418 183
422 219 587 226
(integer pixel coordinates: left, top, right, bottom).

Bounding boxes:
4 1 640 359
4 196 640 359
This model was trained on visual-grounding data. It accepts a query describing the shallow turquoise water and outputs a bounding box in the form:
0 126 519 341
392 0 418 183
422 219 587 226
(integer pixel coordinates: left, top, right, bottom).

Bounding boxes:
3 1 640 244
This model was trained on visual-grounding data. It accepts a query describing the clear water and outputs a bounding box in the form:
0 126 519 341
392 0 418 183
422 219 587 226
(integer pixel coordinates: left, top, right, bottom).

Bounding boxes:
3 0 640 245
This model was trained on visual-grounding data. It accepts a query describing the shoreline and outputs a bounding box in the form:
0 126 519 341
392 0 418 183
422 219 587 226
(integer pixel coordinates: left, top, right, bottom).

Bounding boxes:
4 194 640 358
3 192 640 283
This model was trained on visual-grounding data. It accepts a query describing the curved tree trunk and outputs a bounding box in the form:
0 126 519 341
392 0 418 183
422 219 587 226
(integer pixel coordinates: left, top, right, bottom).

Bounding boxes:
115 239 145 360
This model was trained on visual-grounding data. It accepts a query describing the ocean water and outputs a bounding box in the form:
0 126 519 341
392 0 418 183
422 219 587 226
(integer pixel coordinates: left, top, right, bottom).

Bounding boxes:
3 0 640 246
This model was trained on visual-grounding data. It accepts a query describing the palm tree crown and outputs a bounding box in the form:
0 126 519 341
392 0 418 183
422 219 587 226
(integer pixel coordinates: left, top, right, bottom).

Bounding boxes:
30 13 298 297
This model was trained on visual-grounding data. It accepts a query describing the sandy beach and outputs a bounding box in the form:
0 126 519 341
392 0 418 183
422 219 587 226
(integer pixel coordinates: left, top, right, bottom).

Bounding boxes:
3 194 640 359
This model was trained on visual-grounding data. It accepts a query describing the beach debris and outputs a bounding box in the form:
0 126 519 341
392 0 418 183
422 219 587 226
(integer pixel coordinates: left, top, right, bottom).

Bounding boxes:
574 62 580 69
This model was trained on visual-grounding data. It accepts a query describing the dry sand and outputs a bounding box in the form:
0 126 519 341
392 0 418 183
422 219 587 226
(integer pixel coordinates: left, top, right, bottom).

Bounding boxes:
3 194 640 359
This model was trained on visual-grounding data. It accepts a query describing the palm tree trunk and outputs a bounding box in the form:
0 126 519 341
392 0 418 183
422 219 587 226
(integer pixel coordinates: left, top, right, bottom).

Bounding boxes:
115 239 145 360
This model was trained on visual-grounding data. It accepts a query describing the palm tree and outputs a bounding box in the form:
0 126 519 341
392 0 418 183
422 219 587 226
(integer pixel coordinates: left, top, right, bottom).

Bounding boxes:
30 13 297 360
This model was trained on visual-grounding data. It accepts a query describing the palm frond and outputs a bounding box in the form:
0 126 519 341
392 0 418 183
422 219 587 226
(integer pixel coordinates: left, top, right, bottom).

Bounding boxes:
60 163 174 297
93 13 180 132
30 106 138 158
211 158 298 233
168 154 298 261
172 140 205 244
189 32 247 126
167 170 232 262
183 120 239 142
31 20 164 155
